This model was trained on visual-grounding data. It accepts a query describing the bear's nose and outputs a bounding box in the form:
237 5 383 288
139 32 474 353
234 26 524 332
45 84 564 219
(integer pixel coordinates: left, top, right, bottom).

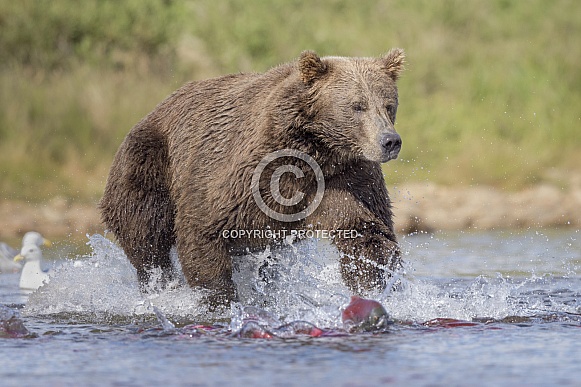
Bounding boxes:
381 132 402 156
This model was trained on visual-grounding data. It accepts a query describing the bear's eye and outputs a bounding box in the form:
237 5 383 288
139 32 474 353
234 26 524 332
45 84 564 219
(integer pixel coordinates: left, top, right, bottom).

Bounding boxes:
386 105 396 121
352 102 367 112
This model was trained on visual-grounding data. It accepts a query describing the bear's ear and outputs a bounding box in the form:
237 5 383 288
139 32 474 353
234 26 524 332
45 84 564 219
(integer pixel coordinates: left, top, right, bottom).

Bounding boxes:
381 48 405 81
299 50 328 84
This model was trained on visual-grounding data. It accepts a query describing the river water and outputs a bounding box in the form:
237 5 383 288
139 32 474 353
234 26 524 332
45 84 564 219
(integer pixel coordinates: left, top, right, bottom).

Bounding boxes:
1 229 580 386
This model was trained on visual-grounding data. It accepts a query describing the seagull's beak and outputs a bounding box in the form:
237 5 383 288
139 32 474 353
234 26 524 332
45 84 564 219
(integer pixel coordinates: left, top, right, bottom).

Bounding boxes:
43 239 52 247
14 254 24 263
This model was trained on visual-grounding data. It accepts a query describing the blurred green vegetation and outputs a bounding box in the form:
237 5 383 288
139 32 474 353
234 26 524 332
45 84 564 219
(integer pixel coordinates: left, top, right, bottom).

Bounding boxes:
1 0 580 202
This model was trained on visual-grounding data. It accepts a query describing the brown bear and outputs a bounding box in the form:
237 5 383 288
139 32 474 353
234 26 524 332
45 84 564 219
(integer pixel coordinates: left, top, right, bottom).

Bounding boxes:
99 49 405 306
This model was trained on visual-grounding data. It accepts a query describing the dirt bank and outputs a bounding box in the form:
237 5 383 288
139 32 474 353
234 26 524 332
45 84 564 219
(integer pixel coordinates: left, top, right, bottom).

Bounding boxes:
1 181 580 242
392 179 581 233
0 197 102 242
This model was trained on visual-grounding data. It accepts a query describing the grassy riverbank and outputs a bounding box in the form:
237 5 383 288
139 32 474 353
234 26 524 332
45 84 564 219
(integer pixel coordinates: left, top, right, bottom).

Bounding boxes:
1 0 580 203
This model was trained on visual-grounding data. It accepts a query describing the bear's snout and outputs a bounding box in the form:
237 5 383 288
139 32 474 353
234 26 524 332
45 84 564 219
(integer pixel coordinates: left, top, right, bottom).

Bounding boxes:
381 132 402 160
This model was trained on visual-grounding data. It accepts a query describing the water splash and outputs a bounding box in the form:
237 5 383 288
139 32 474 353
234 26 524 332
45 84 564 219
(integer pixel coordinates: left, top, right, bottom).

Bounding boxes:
22 233 580 327
25 234 211 322
381 273 520 322
231 238 350 328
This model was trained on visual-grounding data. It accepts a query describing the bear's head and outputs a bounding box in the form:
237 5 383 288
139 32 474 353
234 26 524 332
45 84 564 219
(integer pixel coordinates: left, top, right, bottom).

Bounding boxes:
299 49 405 164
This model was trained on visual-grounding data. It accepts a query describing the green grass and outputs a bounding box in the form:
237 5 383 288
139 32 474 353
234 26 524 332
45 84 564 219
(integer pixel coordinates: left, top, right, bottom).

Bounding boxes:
1 0 580 202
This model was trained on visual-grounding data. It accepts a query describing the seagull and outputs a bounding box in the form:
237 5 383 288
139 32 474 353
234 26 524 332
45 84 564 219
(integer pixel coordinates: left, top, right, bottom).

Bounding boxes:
13 244 51 290
22 231 52 249
0 232 52 274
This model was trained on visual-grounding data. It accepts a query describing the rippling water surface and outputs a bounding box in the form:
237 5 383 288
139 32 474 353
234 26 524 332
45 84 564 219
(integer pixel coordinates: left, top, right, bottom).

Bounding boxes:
1 229 580 386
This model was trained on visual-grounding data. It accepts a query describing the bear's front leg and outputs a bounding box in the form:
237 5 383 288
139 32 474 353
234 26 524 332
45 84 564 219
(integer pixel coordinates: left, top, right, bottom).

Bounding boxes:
308 186 401 295
176 236 237 308
334 231 401 294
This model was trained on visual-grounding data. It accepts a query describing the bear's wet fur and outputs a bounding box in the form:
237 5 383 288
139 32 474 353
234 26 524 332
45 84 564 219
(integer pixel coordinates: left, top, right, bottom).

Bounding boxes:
99 49 405 306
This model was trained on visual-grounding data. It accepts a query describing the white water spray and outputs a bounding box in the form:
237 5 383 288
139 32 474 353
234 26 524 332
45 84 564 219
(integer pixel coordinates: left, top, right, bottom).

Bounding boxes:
23 232 570 326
